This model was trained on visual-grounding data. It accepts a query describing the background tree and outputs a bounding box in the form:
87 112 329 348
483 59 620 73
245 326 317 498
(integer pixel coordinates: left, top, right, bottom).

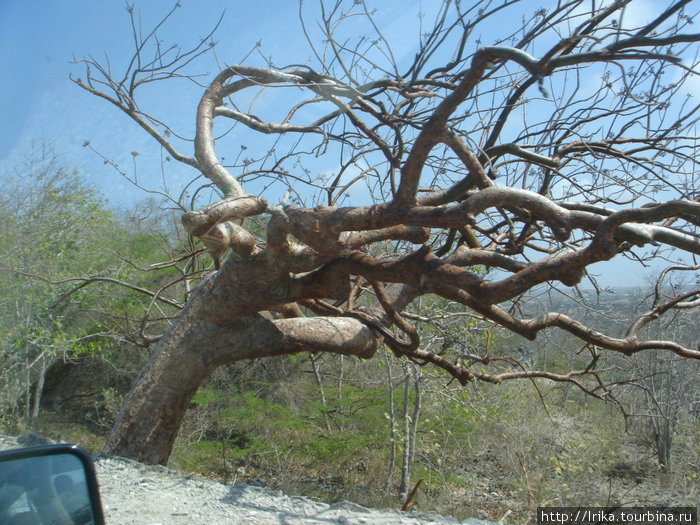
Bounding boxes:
0 145 117 422
621 266 699 468
0 144 190 431
71 0 700 465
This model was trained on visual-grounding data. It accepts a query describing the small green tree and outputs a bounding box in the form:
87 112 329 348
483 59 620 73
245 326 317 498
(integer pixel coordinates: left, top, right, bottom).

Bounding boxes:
0 145 176 423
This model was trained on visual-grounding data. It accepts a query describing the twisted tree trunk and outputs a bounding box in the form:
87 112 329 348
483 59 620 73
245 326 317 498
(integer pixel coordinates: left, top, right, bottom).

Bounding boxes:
73 0 700 467
104 267 378 464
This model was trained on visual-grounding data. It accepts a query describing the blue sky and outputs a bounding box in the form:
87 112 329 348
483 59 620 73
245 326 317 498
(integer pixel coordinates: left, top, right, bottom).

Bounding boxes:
0 0 433 202
0 1 308 198
0 0 691 287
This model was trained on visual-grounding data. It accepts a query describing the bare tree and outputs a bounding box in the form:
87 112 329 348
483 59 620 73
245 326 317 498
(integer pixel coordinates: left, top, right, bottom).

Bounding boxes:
72 0 700 465
620 265 700 468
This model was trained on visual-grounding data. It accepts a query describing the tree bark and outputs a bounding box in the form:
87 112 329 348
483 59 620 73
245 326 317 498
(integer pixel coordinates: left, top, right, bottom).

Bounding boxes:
30 353 46 421
103 273 378 465
384 358 396 493
398 372 412 499
310 353 333 433
409 377 421 467
655 418 672 468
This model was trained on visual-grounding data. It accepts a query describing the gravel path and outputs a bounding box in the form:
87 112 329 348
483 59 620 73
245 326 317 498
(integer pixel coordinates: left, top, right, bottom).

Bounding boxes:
1 434 498 525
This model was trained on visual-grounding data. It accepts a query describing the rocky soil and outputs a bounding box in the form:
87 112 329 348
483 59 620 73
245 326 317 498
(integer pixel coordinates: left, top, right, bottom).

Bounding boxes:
1 434 498 525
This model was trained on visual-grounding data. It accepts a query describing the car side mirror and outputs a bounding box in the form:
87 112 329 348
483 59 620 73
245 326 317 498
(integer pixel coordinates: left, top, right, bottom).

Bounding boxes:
0 443 105 525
